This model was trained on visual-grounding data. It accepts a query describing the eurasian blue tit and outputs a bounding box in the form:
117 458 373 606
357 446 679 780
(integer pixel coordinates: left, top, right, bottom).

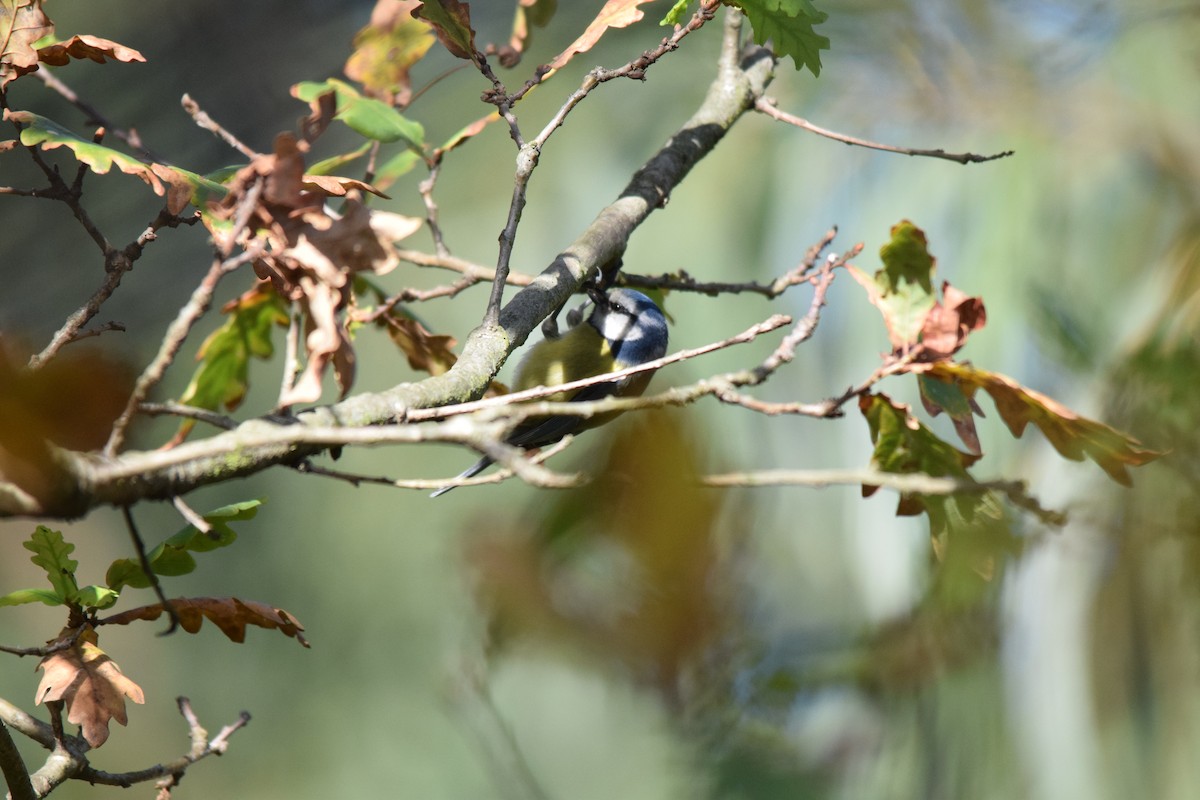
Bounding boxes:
431 287 668 496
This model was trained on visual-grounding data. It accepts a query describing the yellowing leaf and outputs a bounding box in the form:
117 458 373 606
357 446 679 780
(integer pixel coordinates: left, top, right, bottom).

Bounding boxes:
850 221 986 359
848 220 937 351
920 361 1162 486
102 597 309 648
36 628 145 748
344 0 435 105
547 0 655 71
3 110 213 213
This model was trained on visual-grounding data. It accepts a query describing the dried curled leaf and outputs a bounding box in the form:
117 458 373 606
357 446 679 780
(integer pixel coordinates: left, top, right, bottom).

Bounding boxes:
35 34 145 67
102 597 309 648
210 134 420 405
382 311 458 376
547 0 655 71
36 628 145 748
0 0 53 87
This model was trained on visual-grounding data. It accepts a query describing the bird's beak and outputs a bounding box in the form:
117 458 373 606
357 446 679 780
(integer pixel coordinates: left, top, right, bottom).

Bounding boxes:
585 285 608 309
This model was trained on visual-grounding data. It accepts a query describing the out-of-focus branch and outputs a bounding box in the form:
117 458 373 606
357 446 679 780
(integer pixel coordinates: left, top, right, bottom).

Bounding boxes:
0 718 35 800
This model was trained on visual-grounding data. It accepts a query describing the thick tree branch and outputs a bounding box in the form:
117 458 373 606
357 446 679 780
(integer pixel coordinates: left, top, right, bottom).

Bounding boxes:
0 19 777 520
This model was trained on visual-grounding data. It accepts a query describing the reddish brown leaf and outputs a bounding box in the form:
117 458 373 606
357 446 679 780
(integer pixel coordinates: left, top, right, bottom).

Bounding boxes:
919 361 1162 485
919 281 986 360
414 0 476 60
35 628 145 748
547 0 654 71
35 34 145 67
102 597 310 648
0 0 54 87
383 312 458 376
345 0 434 105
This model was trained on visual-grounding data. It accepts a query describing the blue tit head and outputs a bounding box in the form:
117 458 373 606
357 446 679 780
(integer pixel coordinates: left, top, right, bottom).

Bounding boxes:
588 288 669 372
431 288 668 497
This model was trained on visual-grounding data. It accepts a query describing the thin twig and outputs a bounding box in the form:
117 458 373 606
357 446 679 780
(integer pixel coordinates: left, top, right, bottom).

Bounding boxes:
526 0 719 147
701 468 1066 525
75 699 251 791
137 402 238 430
417 161 450 257
407 314 792 423
28 209 198 370
180 94 259 159
105 185 264 455
0 627 87 659
120 505 180 635
297 437 573 492
755 97 1015 164
276 300 302 413
171 496 212 536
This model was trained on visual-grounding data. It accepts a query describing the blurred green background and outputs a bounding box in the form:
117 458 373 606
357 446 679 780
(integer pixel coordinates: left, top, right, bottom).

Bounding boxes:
2 1 1199 798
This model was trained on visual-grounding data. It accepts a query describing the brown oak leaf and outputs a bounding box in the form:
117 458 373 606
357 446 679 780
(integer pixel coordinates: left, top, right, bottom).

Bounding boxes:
919 281 986 360
102 597 309 648
35 628 145 748
383 312 458 376
0 0 54 87
35 34 145 67
547 0 655 71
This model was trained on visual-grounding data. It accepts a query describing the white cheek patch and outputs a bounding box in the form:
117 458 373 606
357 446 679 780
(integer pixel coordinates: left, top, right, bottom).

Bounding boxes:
599 310 641 343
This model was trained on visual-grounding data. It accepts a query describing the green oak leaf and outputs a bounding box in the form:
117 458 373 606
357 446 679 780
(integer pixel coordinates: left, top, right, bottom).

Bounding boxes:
292 79 425 149
730 0 830 76
23 526 80 603
105 500 263 592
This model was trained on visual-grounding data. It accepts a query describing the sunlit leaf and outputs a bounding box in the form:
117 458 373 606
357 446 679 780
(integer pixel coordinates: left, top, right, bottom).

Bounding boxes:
730 0 830 76
292 79 425 149
848 220 937 351
3 110 219 213
0 587 62 607
23 525 79 603
547 0 656 71
36 628 144 748
174 284 289 440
